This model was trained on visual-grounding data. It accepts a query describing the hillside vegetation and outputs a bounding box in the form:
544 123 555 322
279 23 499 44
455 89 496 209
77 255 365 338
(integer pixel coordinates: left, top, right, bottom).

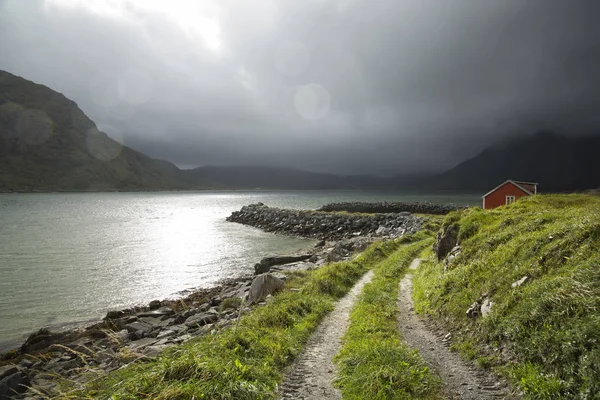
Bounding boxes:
413 194 600 398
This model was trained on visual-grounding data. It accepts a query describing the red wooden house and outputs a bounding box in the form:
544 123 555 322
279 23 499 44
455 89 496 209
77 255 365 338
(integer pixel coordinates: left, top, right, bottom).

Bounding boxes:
482 180 538 209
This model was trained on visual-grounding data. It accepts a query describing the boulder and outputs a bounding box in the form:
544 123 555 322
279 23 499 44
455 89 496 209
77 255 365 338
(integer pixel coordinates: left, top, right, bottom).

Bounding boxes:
20 328 76 354
184 313 218 328
123 321 153 337
148 300 162 310
480 299 494 318
104 310 124 320
254 255 312 274
247 274 284 304
0 370 30 399
434 224 459 261
0 366 18 381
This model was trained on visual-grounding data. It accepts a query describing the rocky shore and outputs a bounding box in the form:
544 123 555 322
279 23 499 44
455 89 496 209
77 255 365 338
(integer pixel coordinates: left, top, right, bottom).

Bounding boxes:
226 203 423 239
317 201 466 215
0 202 429 399
0 235 375 399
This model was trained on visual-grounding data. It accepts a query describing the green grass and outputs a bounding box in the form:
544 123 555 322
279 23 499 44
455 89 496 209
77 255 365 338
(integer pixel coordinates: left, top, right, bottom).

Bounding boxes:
412 194 600 399
335 239 442 399
74 239 408 399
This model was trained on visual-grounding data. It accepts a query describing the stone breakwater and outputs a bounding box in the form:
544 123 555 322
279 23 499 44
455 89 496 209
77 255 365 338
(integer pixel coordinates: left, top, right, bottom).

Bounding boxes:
317 201 467 215
226 203 422 240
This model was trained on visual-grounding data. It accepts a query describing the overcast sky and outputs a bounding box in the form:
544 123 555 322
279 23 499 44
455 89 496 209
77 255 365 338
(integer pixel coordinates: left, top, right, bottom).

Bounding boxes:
1 0 599 174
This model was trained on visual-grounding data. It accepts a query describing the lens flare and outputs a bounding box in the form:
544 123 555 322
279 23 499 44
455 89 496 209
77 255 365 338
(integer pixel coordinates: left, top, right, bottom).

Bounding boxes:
86 124 124 161
294 83 331 120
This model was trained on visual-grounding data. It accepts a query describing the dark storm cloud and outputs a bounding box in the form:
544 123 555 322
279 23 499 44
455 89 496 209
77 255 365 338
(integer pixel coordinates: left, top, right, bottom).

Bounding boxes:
1 0 599 174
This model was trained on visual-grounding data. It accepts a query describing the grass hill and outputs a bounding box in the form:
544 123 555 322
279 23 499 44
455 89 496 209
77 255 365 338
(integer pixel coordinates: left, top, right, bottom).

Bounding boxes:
413 194 600 398
0 70 198 191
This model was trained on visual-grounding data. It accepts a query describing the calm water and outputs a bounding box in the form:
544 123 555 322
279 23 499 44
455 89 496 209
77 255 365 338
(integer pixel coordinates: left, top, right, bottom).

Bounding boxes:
0 191 479 351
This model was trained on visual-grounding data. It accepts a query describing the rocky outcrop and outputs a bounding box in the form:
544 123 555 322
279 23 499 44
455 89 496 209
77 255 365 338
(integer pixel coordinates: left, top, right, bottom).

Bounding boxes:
254 255 312 274
248 274 285 304
227 203 422 240
318 201 466 215
433 224 459 261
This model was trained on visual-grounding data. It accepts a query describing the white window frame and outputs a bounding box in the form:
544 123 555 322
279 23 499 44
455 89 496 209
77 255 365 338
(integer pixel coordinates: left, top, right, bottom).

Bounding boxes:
506 195 516 205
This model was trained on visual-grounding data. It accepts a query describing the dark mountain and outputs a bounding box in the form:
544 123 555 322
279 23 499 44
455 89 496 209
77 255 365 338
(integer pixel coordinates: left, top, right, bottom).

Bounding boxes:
180 165 412 190
426 131 600 192
0 70 200 191
2 71 599 193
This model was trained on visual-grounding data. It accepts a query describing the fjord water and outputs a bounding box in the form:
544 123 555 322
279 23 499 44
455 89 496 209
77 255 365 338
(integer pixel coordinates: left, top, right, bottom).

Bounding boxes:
0 191 478 351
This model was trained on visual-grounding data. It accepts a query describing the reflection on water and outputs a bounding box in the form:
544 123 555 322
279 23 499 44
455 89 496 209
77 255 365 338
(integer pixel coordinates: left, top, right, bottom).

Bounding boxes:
0 191 479 349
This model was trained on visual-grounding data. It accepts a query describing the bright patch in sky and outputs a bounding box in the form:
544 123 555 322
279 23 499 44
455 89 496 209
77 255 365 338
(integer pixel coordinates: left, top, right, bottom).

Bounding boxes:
45 0 222 52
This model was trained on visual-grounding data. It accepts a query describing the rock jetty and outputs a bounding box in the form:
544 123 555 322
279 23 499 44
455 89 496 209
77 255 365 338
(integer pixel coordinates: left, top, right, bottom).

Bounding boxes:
317 201 466 215
226 203 422 240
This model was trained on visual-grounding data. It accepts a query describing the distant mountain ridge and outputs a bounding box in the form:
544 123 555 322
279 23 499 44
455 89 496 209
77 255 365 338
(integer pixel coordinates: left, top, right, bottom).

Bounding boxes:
426 131 600 192
1 70 598 193
180 165 414 190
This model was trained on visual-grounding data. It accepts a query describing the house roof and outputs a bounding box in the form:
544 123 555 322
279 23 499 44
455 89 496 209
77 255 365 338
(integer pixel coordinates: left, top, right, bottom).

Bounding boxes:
482 180 538 198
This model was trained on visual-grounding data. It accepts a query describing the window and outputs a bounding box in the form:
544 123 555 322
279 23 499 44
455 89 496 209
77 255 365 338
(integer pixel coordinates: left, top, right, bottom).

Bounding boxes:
506 195 516 205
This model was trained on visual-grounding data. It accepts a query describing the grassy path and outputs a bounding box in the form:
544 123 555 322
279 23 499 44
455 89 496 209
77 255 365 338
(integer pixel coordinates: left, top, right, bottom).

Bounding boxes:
335 240 442 399
278 270 374 400
398 259 510 399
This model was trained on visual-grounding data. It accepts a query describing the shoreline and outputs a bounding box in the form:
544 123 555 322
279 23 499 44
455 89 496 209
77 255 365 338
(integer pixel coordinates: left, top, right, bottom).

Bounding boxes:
0 202 435 398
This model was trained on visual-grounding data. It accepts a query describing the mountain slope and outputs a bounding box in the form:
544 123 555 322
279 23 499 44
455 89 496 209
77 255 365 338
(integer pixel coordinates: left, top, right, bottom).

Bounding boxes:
181 165 408 190
0 70 195 191
427 132 600 192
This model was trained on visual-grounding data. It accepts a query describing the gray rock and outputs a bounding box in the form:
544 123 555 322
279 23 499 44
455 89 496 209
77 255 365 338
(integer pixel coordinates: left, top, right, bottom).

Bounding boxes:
148 300 162 310
93 349 116 364
128 337 158 349
113 329 129 343
104 310 124 320
156 329 176 339
480 299 494 318
184 313 218 328
375 225 390 235
136 307 174 318
141 345 170 358
124 321 153 335
511 276 528 288
254 254 312 274
0 366 18 381
18 359 33 370
434 224 459 261
248 274 284 304
0 371 30 399
466 301 480 319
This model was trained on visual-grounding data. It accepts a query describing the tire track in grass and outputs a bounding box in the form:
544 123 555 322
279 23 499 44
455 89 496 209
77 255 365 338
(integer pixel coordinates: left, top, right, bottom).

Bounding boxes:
398 259 512 399
278 270 374 400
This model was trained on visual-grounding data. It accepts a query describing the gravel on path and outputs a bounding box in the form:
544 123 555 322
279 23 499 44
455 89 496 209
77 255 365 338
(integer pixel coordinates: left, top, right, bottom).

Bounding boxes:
278 270 374 400
397 259 514 399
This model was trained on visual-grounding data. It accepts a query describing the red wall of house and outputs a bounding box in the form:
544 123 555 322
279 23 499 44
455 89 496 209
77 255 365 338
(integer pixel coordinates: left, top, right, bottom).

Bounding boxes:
483 182 530 209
